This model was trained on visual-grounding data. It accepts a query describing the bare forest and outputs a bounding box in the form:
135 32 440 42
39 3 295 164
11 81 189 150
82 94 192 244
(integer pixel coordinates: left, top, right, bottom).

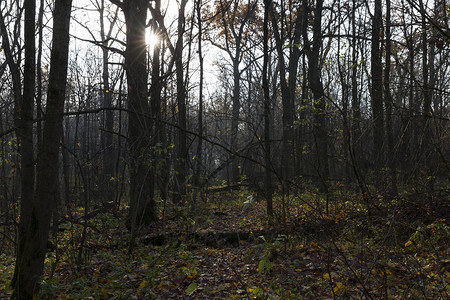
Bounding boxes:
0 0 449 298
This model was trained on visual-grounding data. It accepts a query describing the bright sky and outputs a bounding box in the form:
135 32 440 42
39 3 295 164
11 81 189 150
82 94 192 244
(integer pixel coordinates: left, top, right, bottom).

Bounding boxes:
69 0 219 103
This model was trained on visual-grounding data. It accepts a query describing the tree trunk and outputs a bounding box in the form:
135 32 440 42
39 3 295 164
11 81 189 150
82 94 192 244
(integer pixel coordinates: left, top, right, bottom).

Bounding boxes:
36 0 45 151
230 56 241 183
263 0 273 222
6 0 36 292
174 0 188 203
194 0 204 189
371 0 384 168
351 0 362 173
99 0 116 204
384 0 397 194
11 0 72 297
268 1 296 183
121 0 156 228
305 0 329 189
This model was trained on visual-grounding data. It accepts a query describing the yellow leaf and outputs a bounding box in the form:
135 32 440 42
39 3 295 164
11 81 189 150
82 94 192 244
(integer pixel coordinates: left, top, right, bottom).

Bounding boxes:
405 240 413 247
139 280 147 289
333 282 347 295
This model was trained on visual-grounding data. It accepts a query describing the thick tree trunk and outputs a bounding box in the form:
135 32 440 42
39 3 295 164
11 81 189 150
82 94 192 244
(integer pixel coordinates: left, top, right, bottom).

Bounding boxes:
11 0 72 297
121 0 156 227
7 0 36 293
16 0 36 282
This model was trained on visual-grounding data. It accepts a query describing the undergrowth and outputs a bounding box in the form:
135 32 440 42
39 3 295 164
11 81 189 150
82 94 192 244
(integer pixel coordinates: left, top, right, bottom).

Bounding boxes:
0 184 448 299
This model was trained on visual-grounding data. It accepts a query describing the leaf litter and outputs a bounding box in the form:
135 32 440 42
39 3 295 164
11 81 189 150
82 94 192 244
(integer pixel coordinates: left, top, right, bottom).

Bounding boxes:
0 189 448 299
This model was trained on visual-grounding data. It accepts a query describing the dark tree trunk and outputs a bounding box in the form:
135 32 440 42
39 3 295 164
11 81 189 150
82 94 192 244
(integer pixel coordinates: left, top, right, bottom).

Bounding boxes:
16 0 36 283
119 0 156 227
305 0 329 189
174 0 188 203
149 0 165 200
11 0 72 297
194 0 204 188
230 56 241 183
351 0 362 172
268 1 298 183
371 0 384 167
4 0 36 293
36 0 44 151
263 0 273 222
99 0 116 203
384 0 397 194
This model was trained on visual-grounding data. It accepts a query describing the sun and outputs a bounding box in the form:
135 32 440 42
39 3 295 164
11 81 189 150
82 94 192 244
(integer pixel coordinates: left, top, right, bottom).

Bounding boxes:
146 31 160 52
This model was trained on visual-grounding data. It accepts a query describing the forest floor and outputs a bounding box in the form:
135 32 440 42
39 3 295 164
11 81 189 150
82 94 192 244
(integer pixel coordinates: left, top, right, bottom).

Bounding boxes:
0 186 449 299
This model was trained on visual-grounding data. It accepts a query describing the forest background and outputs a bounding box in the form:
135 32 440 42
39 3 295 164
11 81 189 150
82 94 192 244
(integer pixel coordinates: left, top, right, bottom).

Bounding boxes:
0 0 449 298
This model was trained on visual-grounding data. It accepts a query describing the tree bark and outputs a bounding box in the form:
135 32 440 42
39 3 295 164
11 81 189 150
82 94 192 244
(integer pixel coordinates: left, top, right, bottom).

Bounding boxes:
99 0 116 203
174 0 188 203
6 0 36 292
11 0 72 297
351 0 362 172
119 0 156 227
193 0 204 189
305 0 329 189
263 0 273 222
384 0 397 194
371 0 384 168
268 0 299 183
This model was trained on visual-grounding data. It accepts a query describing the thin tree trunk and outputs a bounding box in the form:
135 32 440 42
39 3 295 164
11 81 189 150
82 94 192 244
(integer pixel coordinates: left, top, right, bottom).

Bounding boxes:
174 0 188 203
36 0 44 151
99 0 116 203
371 0 384 168
305 0 329 189
351 0 362 174
263 0 273 222
268 1 295 184
384 0 397 194
194 0 204 189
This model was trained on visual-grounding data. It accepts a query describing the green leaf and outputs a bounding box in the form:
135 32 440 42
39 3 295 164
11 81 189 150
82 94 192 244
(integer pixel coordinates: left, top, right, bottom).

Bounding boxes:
258 257 271 275
186 282 197 295
242 195 255 211
250 287 264 298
